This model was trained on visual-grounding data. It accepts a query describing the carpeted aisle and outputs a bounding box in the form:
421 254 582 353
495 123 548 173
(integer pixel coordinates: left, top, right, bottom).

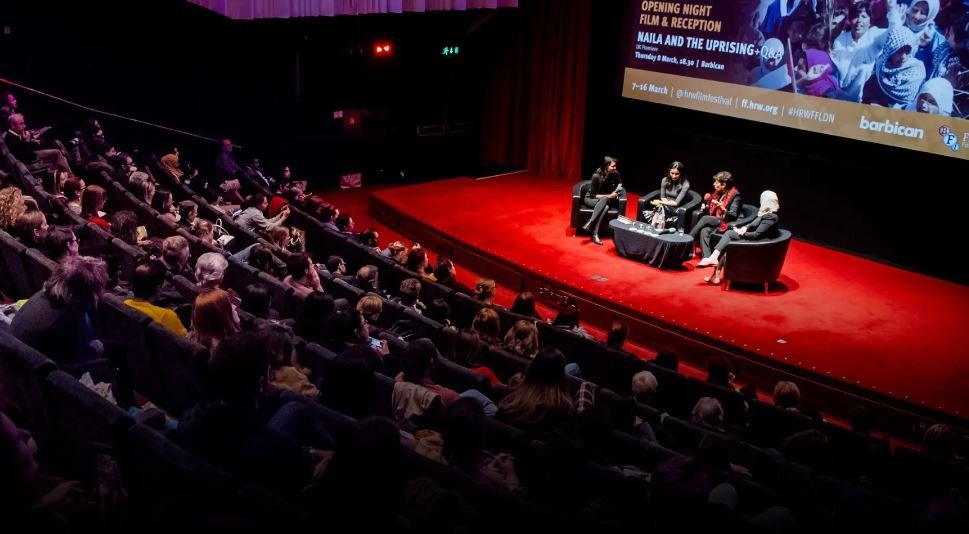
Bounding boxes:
360 175 969 418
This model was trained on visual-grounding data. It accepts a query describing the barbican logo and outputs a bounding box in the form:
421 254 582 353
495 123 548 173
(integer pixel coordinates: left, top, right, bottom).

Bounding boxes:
939 126 961 152
858 115 924 139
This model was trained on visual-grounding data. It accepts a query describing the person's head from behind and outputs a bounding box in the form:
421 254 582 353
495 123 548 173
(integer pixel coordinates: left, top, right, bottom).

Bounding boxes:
45 226 79 262
773 381 801 411
132 259 167 300
286 253 312 281
441 397 486 467
260 323 295 369
425 298 451 325
162 235 190 270
606 319 628 349
406 247 428 273
325 308 368 345
499 347 572 425
244 193 268 212
295 291 335 335
433 257 455 281
195 252 228 289
335 213 354 233
191 219 215 244
474 278 496 303
322 346 379 418
552 306 580 329
631 370 658 404
208 331 269 404
691 397 724 429
178 200 198 225
783 429 830 470
80 184 107 217
471 308 501 340
241 282 271 319
921 423 956 460
803 21 829 51
317 203 337 223
326 255 346 275
267 226 289 249
13 210 48 244
399 278 421 306
247 244 273 272
46 255 109 308
712 171 733 192
706 354 733 386
385 241 407 263
191 288 239 347
356 293 383 324
525 347 567 387
356 264 379 291
511 291 538 317
110 210 141 245
403 338 440 383
221 138 233 153
504 319 539 358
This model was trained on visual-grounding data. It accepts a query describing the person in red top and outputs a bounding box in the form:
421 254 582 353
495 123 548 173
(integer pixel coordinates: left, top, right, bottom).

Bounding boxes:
80 185 110 231
689 171 741 259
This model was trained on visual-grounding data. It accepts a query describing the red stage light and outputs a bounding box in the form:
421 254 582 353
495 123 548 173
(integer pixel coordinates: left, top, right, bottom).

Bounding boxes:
373 42 393 56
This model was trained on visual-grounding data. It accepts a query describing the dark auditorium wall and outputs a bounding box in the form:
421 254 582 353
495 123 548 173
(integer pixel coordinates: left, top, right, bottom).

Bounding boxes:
0 0 490 181
582 1 966 285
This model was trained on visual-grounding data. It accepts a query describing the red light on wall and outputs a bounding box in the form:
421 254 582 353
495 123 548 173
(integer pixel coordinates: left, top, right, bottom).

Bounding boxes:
373 42 393 56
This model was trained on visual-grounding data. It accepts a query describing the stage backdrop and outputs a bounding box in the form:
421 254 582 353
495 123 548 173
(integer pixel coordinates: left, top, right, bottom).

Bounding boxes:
620 0 969 160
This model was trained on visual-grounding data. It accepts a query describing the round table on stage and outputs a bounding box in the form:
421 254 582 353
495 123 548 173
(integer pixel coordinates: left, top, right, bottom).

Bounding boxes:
609 219 694 269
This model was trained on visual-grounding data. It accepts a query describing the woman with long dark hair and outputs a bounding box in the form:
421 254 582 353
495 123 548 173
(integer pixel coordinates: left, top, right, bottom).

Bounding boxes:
580 156 623 245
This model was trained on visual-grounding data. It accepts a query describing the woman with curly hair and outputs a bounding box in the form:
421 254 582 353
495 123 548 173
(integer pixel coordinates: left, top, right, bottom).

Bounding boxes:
0 186 27 231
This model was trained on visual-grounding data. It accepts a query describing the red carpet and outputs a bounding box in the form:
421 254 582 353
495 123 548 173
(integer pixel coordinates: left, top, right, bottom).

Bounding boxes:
358 175 969 420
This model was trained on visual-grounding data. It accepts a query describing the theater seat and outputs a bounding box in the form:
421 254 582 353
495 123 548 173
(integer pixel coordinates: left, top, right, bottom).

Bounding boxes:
570 180 627 232
721 229 792 293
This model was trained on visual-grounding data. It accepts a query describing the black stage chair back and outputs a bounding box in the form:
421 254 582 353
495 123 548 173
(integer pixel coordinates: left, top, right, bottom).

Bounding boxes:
721 229 792 293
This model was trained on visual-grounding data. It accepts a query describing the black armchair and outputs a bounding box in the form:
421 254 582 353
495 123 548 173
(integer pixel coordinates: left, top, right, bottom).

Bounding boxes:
720 229 792 293
570 180 627 232
636 189 702 231
706 203 759 244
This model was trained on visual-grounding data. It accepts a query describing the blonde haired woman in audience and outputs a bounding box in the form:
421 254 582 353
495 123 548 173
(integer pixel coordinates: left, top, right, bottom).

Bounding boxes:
191 219 219 248
503 320 539 359
188 288 240 351
356 292 384 327
0 186 27 230
474 278 497 305
195 252 228 290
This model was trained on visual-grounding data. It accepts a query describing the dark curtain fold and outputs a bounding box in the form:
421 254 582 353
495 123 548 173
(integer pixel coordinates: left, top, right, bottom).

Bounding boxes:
481 0 591 181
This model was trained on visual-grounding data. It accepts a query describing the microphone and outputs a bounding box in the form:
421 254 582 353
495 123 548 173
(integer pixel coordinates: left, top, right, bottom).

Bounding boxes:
703 193 712 202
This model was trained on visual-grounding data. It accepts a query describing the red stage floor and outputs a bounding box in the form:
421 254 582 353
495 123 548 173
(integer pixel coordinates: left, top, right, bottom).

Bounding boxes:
360 174 969 420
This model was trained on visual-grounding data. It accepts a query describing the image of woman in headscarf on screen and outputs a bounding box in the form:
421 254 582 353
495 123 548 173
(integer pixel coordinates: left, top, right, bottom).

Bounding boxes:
862 23 927 106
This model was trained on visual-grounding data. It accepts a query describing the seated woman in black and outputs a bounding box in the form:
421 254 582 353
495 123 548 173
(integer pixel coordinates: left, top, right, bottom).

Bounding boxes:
580 156 623 245
698 190 780 284
655 160 690 231
689 171 741 259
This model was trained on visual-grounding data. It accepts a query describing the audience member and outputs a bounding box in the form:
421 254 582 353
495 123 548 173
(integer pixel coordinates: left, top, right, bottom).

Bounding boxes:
44 226 79 262
497 347 575 437
474 278 497 305
510 290 543 321
124 260 187 335
13 210 49 249
10 256 109 366
283 253 323 298
195 252 228 290
503 319 540 359
469 308 502 346
188 288 240 351
400 338 461 404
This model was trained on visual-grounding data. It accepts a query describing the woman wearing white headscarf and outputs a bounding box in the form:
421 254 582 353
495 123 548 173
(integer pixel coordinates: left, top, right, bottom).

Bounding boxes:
906 77 954 114
904 0 950 78
862 23 927 107
697 191 781 284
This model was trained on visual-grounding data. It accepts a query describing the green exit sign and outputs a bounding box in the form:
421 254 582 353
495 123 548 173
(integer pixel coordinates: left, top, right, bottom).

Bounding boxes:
441 46 460 56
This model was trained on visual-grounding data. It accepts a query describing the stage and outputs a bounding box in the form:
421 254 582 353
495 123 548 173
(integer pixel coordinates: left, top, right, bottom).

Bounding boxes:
348 174 969 433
